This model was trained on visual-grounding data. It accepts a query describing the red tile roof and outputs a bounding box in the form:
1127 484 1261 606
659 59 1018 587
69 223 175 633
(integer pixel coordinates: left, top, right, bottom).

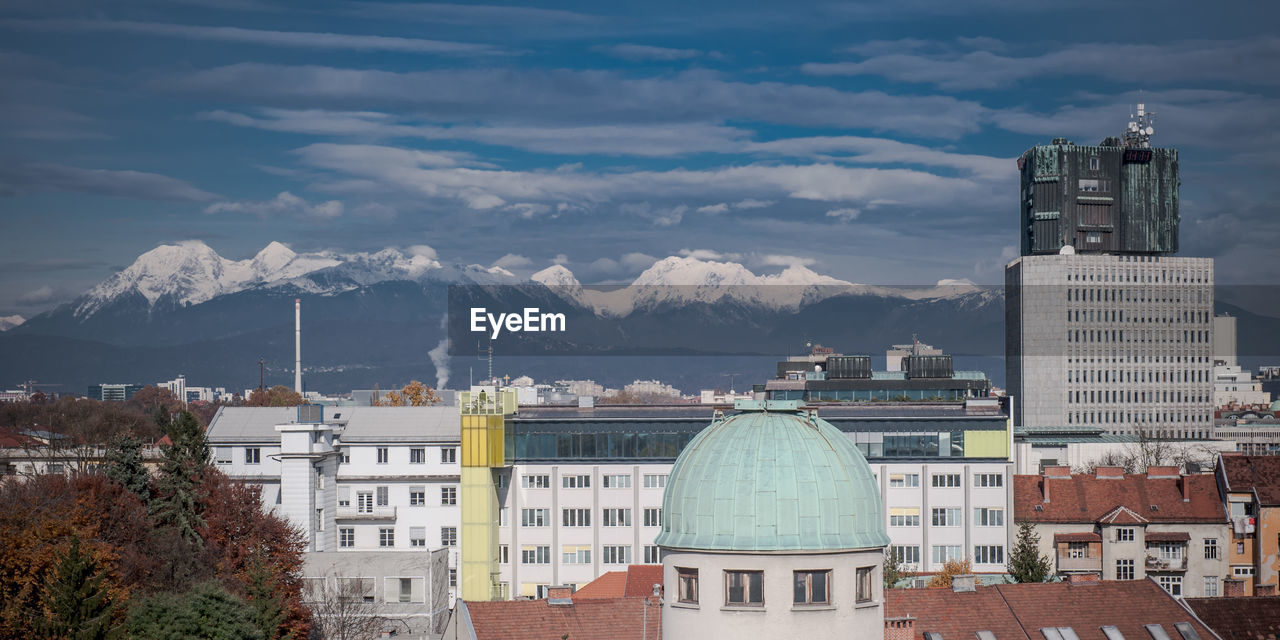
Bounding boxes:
1184 595 1280 640
1145 531 1191 542
887 579 1219 640
1014 472 1226 524
1220 455 1280 506
1053 532 1101 543
460 597 662 640
572 565 665 600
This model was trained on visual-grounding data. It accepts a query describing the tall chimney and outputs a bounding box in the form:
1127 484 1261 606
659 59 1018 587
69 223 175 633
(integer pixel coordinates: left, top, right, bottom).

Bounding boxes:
294 298 302 394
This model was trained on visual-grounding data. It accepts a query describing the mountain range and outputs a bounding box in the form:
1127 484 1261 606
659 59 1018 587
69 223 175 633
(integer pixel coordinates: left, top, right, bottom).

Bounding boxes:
2 241 1276 395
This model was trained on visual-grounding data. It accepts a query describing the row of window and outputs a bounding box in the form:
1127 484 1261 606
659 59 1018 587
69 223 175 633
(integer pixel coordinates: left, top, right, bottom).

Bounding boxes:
338 485 456 510
887 545 1006 566
518 507 662 528
521 473 668 489
887 473 1004 488
220 446 458 466
675 567 875 608
337 526 456 548
509 544 660 565
1067 329 1210 345
1066 308 1209 325
887 507 1005 528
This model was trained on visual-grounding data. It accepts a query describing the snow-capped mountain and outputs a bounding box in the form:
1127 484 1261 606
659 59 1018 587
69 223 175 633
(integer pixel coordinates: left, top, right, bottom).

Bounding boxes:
530 265 581 288
0 315 24 331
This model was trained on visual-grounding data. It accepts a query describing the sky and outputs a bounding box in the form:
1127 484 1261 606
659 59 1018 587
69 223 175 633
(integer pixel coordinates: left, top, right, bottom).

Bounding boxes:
1 0 1278 318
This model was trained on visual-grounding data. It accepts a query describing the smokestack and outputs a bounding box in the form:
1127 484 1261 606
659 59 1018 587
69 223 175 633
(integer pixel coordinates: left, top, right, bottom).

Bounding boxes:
294 298 302 394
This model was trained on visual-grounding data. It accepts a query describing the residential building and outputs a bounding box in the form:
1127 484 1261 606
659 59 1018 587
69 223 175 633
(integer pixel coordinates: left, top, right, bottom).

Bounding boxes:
1215 453 1280 595
1007 120 1216 439
886 577 1220 640
448 587 662 640
205 405 463 602
1013 466 1229 597
657 400 888 639
86 383 145 402
766 343 991 402
302 550 450 640
1213 405 1280 456
1213 314 1271 408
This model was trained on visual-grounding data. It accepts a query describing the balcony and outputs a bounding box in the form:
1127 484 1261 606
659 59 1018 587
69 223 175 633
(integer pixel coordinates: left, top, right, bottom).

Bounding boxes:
335 506 397 521
1056 554 1102 573
1144 555 1187 572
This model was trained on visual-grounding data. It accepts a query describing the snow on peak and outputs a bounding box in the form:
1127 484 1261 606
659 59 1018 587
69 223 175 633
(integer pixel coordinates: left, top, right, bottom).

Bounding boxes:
0 315 24 331
632 256 758 287
531 265 580 288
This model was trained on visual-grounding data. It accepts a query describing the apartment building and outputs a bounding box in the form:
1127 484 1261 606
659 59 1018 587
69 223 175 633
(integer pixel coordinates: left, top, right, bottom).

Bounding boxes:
1215 453 1280 595
206 405 463 600
1014 466 1229 597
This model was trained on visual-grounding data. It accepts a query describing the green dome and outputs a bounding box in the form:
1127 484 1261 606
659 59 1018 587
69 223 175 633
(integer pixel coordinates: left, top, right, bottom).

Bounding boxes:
1270 398 1280 412
656 400 890 552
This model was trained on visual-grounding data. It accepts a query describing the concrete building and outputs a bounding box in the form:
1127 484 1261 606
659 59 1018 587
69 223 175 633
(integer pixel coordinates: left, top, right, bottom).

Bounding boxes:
302 550 450 640
1013 424 1236 474
885 339 942 372
1007 118 1216 440
206 405 463 601
1014 466 1229 597
657 400 889 639
1006 254 1214 438
1213 405 1280 456
1215 453 1280 596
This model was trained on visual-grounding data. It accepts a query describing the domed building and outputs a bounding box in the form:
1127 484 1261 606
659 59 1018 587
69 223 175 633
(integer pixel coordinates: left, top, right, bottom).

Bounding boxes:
657 400 890 638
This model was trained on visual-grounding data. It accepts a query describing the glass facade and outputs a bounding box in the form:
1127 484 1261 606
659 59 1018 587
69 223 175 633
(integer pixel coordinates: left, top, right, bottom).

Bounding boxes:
769 388 976 402
506 414 1006 463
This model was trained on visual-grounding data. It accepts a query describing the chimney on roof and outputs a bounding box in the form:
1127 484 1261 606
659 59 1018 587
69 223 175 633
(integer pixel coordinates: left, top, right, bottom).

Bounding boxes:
1067 572 1100 584
885 617 916 640
1044 465 1072 478
1042 478 1050 503
1146 466 1180 479
1177 475 1190 502
952 575 977 593
546 585 574 605
1257 584 1277 597
1223 578 1246 598
1095 466 1125 479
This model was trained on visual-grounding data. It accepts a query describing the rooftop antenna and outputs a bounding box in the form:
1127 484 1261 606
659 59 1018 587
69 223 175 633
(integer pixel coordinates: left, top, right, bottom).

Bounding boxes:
477 342 494 385
294 298 303 393
258 358 265 391
1124 95 1155 148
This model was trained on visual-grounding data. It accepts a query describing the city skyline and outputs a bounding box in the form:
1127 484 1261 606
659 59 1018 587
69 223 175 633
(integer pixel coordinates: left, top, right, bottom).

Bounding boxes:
2 0 1279 320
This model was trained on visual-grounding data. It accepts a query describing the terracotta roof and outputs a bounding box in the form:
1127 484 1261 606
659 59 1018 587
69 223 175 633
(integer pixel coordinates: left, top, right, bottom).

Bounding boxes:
460 597 661 640
1184 595 1280 640
1097 505 1150 525
888 579 1220 640
0 429 41 448
1220 455 1280 506
571 565 665 600
1014 472 1226 524
572 571 627 599
1054 532 1102 543
1145 531 1191 542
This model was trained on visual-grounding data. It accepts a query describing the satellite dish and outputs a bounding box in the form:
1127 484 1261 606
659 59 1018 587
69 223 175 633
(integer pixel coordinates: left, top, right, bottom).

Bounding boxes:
1145 126 1154 135
1059 245 1076 255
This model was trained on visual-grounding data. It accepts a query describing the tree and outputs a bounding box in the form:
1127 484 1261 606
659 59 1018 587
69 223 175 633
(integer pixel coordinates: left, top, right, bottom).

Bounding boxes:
376 381 441 407
1006 522 1053 583
926 558 973 588
36 536 123 640
246 386 304 408
126 582 263 640
883 548 912 590
126 386 183 417
306 577 396 640
103 434 150 503
150 410 209 546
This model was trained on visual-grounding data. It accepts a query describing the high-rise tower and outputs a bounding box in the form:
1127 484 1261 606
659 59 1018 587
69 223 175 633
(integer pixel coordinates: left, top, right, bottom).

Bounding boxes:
1006 105 1214 439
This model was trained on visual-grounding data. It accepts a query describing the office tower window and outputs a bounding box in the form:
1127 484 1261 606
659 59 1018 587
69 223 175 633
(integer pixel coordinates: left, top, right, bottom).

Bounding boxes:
522 474 550 488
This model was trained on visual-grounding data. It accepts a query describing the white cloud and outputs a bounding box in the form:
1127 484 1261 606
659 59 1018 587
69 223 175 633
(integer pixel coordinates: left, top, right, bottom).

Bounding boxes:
825 207 861 221
758 254 816 267
696 203 729 214
5 19 502 55
620 252 658 271
678 248 743 261
596 43 705 61
204 191 344 221
552 253 570 265
406 244 438 260
504 203 552 218
0 162 217 202
18 285 57 304
492 253 532 269
733 199 774 209
354 202 397 220
804 37 1280 90
588 257 621 274
166 64 990 139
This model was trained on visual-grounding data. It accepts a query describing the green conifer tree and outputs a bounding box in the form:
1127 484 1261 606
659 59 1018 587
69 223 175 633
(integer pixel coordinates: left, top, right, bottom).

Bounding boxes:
103 434 151 503
1006 521 1053 583
150 410 209 546
37 537 122 640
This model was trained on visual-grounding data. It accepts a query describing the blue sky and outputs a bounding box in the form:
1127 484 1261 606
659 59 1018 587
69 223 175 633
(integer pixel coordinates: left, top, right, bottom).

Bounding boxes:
1 0 1277 317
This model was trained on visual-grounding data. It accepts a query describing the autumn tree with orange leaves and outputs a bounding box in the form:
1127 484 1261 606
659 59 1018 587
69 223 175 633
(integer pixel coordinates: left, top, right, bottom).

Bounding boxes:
376 380 442 406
